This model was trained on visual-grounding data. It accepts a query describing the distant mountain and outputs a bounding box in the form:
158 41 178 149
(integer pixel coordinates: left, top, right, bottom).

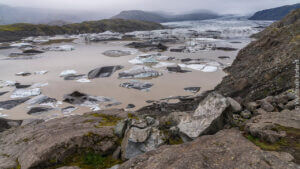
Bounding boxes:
249 3 300 20
0 4 111 25
0 19 164 42
112 10 220 23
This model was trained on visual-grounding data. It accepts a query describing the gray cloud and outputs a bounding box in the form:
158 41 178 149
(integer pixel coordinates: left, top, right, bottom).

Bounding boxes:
1 0 299 15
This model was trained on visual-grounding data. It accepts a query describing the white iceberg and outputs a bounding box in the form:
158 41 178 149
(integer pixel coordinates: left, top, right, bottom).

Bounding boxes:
34 70 48 75
153 62 176 68
10 43 32 48
201 66 218 72
31 83 49 88
44 45 75 51
11 88 41 98
76 78 91 83
0 113 8 117
60 70 77 77
0 80 16 87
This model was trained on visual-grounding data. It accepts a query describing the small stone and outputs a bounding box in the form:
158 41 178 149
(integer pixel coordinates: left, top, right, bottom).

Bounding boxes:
240 110 252 119
126 104 136 109
246 102 259 112
259 100 274 112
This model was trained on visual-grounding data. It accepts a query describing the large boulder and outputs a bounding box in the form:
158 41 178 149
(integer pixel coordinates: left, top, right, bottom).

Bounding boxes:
119 129 298 169
0 111 122 169
177 92 231 139
88 66 124 79
245 109 300 143
121 117 165 160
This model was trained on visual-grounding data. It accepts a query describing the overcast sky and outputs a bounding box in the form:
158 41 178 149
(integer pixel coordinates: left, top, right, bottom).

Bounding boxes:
1 0 299 15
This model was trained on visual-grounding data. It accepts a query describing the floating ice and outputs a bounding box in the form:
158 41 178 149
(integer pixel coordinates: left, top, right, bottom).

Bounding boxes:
0 80 16 87
60 70 77 77
10 43 32 48
43 45 75 51
76 78 91 83
11 88 41 98
201 66 218 72
31 83 49 88
119 65 162 79
34 70 48 75
0 113 8 117
62 106 77 114
153 62 176 68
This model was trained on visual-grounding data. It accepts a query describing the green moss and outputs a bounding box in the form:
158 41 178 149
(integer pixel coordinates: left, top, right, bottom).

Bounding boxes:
92 114 122 127
246 135 281 151
245 125 300 163
127 113 139 120
0 25 22 31
168 137 184 145
14 159 21 169
23 138 30 143
52 152 122 169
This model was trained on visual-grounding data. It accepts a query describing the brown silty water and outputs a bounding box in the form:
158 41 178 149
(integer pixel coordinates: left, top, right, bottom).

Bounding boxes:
0 39 249 120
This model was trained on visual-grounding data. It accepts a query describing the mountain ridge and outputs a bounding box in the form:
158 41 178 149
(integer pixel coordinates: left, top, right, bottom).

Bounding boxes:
112 10 220 23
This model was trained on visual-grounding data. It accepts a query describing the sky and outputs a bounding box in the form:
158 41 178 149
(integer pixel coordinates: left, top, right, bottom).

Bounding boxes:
1 0 299 15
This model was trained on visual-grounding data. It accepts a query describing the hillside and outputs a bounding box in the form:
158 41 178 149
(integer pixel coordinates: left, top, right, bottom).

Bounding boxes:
112 10 219 23
216 9 300 103
0 19 165 42
249 3 300 20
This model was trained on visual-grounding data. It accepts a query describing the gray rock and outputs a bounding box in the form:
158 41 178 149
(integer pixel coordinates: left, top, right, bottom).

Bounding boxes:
0 98 30 110
119 129 298 169
23 49 44 54
63 91 111 105
240 110 252 119
246 102 259 112
108 165 120 169
227 97 242 113
245 109 299 143
128 127 151 143
27 95 57 106
112 146 122 160
114 120 128 138
177 92 230 139
21 119 44 126
284 100 296 110
15 72 31 76
258 100 275 112
0 118 22 132
0 111 120 169
88 66 123 79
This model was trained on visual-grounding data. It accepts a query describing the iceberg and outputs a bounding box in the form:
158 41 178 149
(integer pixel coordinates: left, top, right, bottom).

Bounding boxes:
11 88 41 98
60 70 77 77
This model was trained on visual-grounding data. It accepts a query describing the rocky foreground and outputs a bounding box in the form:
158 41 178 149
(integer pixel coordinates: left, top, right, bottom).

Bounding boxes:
0 9 299 169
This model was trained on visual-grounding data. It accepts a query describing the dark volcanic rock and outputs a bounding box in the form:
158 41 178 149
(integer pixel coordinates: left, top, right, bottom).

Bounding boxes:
215 9 300 104
126 104 136 109
215 47 238 51
63 91 110 105
167 66 190 73
15 83 31 89
170 46 186 52
22 49 44 54
27 107 54 115
88 66 123 79
0 98 30 110
119 129 298 169
218 56 230 59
